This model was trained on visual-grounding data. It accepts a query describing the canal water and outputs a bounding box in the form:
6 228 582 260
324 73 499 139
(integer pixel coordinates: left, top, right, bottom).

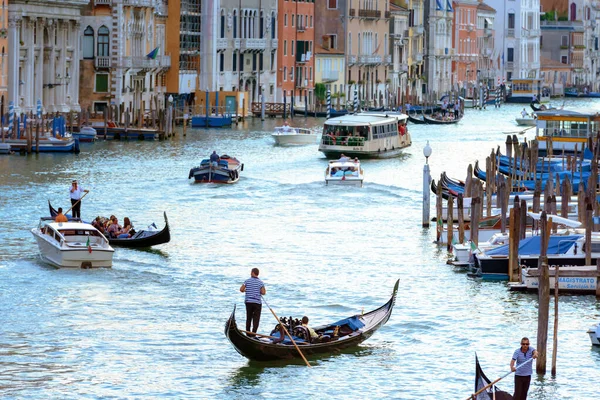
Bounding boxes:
1 99 599 399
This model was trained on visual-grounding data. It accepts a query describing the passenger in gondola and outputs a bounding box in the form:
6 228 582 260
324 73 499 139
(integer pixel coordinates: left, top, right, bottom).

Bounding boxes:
92 216 105 234
106 217 121 238
118 217 134 238
301 316 319 341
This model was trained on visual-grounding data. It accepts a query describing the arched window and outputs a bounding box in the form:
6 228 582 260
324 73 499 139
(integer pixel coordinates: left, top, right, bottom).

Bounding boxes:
260 11 264 39
271 12 276 39
221 10 225 38
233 11 237 38
570 3 576 21
83 26 94 59
97 26 109 57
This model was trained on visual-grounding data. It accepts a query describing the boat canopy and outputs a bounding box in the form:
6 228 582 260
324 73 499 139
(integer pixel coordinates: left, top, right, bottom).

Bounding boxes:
484 235 582 257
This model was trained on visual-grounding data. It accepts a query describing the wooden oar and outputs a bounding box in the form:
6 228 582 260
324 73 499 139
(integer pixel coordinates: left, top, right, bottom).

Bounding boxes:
466 357 533 400
261 295 311 367
65 190 90 216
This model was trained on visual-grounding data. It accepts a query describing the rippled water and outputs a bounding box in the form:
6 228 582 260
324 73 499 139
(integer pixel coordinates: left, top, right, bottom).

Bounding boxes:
1 99 599 399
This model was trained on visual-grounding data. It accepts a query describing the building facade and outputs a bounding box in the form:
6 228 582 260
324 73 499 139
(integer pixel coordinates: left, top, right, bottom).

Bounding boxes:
1 1 7 117
453 0 479 96
389 2 409 107
406 0 425 103
476 2 497 89
425 0 454 95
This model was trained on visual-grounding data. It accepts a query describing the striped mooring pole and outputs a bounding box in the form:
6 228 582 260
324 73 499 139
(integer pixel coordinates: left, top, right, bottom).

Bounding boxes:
353 90 359 113
37 99 42 119
326 89 331 119
8 101 14 131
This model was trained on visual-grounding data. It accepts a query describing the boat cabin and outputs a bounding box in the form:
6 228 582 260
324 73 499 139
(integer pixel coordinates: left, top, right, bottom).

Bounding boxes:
39 219 107 246
535 109 600 154
509 78 550 103
321 115 403 146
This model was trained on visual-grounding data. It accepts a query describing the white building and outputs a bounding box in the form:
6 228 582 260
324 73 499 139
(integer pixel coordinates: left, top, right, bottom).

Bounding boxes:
8 0 88 114
389 3 409 106
426 0 454 95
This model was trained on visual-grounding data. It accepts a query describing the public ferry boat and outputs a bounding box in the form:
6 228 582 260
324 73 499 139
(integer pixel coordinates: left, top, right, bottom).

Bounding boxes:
534 109 600 156
318 114 411 159
31 218 114 268
507 78 550 104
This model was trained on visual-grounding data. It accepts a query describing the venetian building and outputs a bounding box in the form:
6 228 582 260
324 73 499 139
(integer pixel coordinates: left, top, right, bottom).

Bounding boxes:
7 0 88 114
452 0 479 97
1 1 7 116
388 2 409 106
277 0 314 108
476 1 496 88
583 1 600 90
406 0 425 103
79 0 169 119
314 0 347 104
425 0 454 96
347 0 393 108
206 0 278 104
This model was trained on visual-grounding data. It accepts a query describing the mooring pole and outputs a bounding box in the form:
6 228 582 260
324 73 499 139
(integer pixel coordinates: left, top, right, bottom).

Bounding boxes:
423 141 432 227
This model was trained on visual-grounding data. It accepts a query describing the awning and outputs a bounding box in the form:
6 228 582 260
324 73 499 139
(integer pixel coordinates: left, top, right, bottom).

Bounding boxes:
485 18 492 25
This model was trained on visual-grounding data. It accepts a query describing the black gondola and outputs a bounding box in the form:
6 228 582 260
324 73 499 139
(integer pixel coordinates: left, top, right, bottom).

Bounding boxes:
472 355 513 399
408 113 427 124
224 280 399 362
423 114 463 125
48 201 170 248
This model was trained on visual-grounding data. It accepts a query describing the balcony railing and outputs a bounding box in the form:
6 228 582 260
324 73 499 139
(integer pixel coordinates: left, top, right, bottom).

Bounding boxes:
217 38 228 50
322 70 339 82
349 8 356 17
95 56 111 68
507 28 515 37
359 9 381 19
348 55 357 65
506 61 514 70
384 54 392 64
296 53 310 63
271 39 278 49
414 53 423 62
483 48 492 56
123 0 154 7
409 26 424 36
94 0 111 6
484 28 492 37
240 38 267 52
359 54 383 64
122 55 171 69
297 24 306 32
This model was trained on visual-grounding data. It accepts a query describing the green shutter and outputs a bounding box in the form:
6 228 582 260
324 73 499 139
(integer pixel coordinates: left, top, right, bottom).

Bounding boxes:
96 74 108 93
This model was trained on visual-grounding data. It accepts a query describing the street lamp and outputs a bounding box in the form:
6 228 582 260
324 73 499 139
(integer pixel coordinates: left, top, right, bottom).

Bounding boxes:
422 140 433 227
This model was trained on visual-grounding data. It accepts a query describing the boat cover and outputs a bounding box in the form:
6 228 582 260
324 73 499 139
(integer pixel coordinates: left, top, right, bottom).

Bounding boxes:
331 316 365 330
484 235 582 256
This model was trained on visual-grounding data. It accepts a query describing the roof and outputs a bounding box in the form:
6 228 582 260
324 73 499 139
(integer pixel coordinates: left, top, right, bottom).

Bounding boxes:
389 2 408 11
314 44 345 55
539 56 570 69
477 2 496 12
536 109 600 118
43 220 98 231
325 114 400 126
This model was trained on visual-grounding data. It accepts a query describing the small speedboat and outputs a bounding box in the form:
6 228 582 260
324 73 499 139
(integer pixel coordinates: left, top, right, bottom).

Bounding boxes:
587 323 600 346
31 217 114 268
272 126 317 145
0 143 11 154
515 115 536 126
325 159 364 186
73 125 97 142
188 154 243 183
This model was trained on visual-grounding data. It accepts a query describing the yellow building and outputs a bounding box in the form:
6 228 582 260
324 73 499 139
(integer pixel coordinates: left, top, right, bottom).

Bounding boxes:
314 44 346 110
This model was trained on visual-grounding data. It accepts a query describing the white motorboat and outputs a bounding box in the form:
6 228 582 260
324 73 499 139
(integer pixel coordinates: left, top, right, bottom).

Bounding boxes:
0 143 10 154
73 125 98 142
509 265 599 295
515 116 536 126
587 323 600 346
325 159 364 186
31 218 114 268
272 126 317 145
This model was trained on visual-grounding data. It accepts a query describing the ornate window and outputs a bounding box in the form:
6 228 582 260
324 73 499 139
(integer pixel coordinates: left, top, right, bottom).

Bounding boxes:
97 26 109 57
83 26 94 59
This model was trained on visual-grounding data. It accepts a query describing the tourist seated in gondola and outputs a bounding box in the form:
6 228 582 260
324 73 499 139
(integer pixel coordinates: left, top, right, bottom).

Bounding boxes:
301 316 319 341
117 217 134 238
92 216 106 234
106 217 122 238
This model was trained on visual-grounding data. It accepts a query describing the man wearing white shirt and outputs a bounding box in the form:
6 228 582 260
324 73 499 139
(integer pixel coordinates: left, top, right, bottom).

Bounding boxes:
69 180 89 219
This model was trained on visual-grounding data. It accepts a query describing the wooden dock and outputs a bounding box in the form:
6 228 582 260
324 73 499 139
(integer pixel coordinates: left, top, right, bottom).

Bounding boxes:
251 102 290 117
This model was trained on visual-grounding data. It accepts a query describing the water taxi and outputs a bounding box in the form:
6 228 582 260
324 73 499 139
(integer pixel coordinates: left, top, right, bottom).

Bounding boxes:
188 155 243 183
534 109 600 156
31 218 114 268
319 114 411 159
272 126 317 146
325 159 364 186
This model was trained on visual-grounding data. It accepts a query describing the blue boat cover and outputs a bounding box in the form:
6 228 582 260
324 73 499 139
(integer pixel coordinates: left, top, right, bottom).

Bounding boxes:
485 235 582 256
331 316 365 330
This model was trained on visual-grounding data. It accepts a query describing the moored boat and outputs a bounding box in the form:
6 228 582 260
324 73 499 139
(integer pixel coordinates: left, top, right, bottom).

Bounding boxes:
319 114 411 159
515 116 536 126
72 125 97 142
508 265 599 294
272 125 317 146
31 217 114 268
325 159 364 186
224 280 399 361
188 154 243 183
587 323 600 346
5 135 80 153
423 113 462 125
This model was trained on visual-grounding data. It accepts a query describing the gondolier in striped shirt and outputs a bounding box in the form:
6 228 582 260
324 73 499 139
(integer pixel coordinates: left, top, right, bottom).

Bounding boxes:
510 337 538 400
240 268 266 334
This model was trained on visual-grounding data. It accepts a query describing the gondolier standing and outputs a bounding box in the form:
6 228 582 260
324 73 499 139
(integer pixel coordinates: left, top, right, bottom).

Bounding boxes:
510 337 538 400
69 180 89 219
240 268 266 334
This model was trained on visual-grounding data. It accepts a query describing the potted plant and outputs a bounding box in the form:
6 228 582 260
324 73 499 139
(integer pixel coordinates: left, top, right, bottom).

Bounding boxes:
348 79 356 85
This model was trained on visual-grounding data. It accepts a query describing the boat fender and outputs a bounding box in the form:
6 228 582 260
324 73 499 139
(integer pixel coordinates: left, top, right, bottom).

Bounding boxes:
234 170 239 179
188 169 194 179
241 163 244 171
228 170 235 180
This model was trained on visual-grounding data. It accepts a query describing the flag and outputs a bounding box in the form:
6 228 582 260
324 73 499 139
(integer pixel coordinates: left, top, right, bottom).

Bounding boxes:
86 236 92 253
146 47 159 60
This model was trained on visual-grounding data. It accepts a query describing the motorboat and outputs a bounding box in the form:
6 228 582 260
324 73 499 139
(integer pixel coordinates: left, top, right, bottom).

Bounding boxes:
272 125 317 145
0 143 11 154
73 125 97 142
325 159 364 186
508 265 599 295
534 109 599 156
188 154 243 183
319 113 411 159
515 115 537 126
31 217 114 268
587 323 600 346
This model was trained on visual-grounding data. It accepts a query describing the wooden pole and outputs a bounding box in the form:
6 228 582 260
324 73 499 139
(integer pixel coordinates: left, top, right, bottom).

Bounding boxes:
536 212 550 375
465 164 473 198
551 264 559 376
104 109 108 140
471 196 481 247
586 200 593 265
436 178 443 243
458 194 465 244
447 196 454 251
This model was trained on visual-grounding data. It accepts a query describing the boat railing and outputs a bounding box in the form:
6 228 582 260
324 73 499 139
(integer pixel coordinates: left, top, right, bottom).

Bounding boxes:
321 135 366 146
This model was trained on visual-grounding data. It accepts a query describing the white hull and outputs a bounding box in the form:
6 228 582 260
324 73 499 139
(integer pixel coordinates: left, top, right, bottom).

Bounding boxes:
509 265 598 294
31 226 114 268
515 117 536 126
588 323 600 346
0 143 10 154
272 133 317 145
325 177 364 186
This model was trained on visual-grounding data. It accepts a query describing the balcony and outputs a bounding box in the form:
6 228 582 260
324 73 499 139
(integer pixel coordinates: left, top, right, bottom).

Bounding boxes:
322 70 339 82
384 54 392 64
297 24 306 32
359 54 383 64
240 38 267 52
358 9 381 19
94 0 111 6
484 28 492 37
217 38 228 51
122 55 171 69
349 8 356 17
483 48 492 57
296 79 309 88
414 53 423 63
123 0 154 7
409 26 424 36
507 28 515 37
296 53 310 64
271 39 278 49
348 55 357 65
95 56 111 69
506 61 514 70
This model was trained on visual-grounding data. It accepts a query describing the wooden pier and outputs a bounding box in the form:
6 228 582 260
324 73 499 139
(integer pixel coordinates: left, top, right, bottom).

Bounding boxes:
251 102 290 117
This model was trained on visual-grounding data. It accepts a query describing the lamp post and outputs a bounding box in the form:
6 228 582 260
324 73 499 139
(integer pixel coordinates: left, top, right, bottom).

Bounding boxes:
422 141 433 227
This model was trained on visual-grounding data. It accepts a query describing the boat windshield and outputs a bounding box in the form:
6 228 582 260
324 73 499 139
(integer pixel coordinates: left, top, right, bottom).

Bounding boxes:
322 124 368 146
59 229 103 237
542 120 597 138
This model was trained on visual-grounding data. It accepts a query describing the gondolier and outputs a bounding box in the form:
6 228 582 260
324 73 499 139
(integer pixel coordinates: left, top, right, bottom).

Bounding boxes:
69 180 88 219
510 337 538 400
240 268 266 334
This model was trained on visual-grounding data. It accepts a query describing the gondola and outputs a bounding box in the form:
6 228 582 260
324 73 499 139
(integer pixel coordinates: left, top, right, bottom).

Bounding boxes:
48 201 170 248
224 279 399 362
408 112 427 124
423 114 463 125
471 355 513 399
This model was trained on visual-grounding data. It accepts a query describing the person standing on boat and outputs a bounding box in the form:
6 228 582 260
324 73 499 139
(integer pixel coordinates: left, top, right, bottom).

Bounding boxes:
210 151 220 168
521 108 529 118
240 268 266 334
282 120 291 132
510 337 538 400
69 180 88 219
